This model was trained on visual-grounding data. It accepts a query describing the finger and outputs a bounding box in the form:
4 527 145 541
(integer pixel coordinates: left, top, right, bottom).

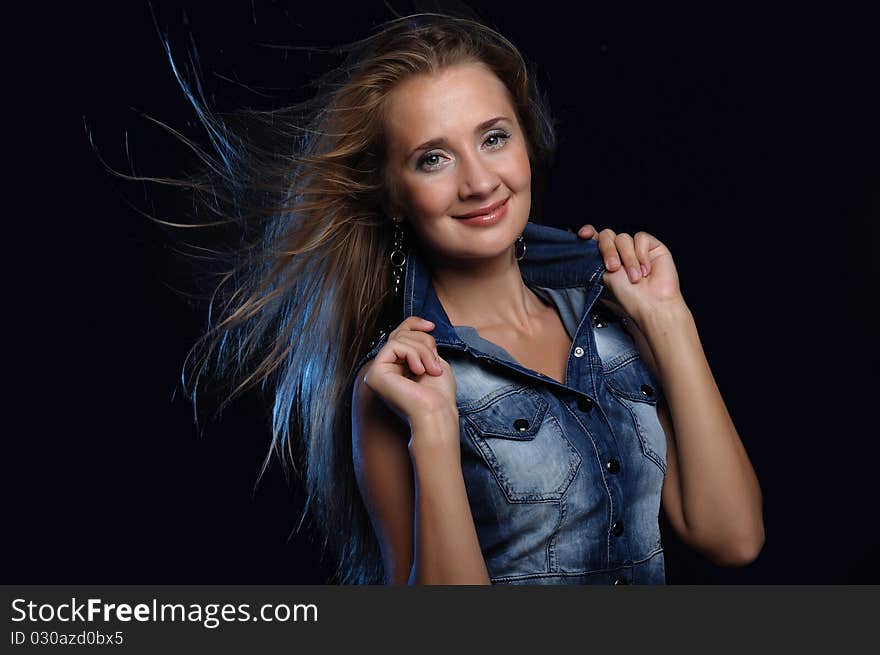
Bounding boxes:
577 224 599 240
395 333 442 375
398 330 440 367
392 316 434 339
614 233 642 283
408 315 435 330
397 341 431 376
597 228 620 270
401 329 438 350
633 231 651 277
397 332 441 369
376 339 423 377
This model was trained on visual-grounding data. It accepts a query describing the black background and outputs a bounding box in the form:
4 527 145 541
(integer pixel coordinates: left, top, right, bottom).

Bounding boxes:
9 1 879 583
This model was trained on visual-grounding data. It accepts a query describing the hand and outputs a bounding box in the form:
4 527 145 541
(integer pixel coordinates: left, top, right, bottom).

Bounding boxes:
576 224 642 277
576 224 684 325
361 315 458 431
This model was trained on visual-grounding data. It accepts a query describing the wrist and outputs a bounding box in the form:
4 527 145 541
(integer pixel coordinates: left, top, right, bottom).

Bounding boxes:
409 405 460 430
637 297 694 334
408 408 461 457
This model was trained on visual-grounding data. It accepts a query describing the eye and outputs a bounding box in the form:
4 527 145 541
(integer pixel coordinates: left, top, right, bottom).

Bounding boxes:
416 130 512 172
484 130 511 148
417 152 446 172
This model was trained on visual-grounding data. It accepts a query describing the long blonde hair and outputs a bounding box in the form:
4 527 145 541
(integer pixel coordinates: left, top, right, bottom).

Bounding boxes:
124 11 557 584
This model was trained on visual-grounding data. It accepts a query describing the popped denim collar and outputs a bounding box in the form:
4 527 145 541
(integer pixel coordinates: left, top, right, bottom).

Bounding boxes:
400 221 607 348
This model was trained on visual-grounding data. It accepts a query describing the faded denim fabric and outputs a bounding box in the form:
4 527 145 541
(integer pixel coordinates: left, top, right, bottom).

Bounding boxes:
353 221 668 585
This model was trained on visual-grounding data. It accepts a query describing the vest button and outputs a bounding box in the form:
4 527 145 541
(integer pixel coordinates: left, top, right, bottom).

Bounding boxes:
641 384 654 397
577 397 594 412
513 418 530 432
612 520 624 536
606 459 620 473
573 346 585 358
613 577 629 585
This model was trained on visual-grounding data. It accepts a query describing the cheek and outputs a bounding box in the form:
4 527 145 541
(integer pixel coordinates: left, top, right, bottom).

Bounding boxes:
403 181 451 216
503 148 532 192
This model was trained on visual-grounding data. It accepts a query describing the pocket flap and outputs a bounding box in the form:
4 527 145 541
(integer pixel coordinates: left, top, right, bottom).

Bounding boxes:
463 388 549 440
603 355 662 404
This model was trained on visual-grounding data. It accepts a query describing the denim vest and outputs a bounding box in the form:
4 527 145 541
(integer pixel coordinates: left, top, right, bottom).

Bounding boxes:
353 221 667 585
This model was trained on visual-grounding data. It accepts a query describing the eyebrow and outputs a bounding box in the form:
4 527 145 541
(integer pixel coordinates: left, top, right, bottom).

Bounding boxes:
408 116 511 157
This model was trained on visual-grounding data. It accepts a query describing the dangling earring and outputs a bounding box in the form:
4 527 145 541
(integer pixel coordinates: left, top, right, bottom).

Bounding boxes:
514 234 526 261
390 217 407 298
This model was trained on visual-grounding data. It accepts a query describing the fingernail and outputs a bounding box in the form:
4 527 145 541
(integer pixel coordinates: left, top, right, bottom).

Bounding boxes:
607 257 619 269
629 266 641 283
641 263 649 277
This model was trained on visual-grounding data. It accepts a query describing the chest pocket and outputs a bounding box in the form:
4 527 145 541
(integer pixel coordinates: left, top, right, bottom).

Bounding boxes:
591 303 668 474
461 387 581 503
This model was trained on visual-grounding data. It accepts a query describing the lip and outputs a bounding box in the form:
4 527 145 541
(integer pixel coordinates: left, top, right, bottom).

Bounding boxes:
453 197 510 219
451 196 510 227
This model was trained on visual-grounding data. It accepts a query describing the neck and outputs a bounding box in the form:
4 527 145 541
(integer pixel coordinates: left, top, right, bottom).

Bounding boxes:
426 248 547 336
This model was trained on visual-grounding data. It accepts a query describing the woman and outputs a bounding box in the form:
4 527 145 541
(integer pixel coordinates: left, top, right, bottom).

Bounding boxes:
157 12 763 585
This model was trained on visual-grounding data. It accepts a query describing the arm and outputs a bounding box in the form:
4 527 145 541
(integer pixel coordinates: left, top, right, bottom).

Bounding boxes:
407 410 492 585
627 300 765 566
351 364 491 585
583 227 764 565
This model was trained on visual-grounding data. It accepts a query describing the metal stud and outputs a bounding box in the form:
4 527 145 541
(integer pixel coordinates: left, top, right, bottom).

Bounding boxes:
513 418 530 432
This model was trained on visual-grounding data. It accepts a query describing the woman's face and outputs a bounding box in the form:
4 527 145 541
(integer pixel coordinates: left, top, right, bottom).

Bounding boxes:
383 62 532 263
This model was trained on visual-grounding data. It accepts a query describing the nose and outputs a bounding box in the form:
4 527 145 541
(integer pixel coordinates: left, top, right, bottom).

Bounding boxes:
457 149 501 199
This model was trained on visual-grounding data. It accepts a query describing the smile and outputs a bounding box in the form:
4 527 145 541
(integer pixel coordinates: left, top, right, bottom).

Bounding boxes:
451 197 510 226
